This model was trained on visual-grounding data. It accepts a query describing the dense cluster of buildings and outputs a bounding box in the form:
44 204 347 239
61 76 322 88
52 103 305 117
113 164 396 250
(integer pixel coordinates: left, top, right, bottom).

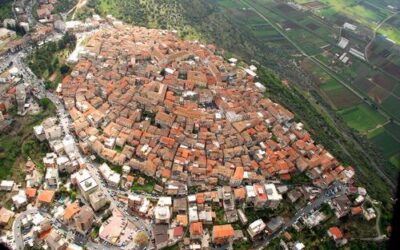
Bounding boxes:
0 19 381 250
63 24 355 196
59 23 372 248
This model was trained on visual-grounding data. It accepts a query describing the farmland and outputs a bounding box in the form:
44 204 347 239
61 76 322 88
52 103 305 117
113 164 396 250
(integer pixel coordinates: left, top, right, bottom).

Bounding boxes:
220 0 400 186
315 0 390 28
371 130 400 158
339 104 387 133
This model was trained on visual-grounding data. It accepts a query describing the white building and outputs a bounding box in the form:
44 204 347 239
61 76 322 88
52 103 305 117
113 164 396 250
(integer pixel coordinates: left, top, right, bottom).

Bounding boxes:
154 197 172 224
254 82 266 92
245 185 256 203
12 190 28 209
0 180 14 191
63 135 76 156
33 125 46 141
71 169 98 200
45 168 59 189
89 189 108 211
99 163 121 187
264 183 283 209
247 219 266 240
0 28 16 40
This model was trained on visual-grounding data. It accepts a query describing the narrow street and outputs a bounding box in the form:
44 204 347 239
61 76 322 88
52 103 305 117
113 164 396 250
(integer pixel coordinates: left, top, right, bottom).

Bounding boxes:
253 182 344 250
1 27 156 249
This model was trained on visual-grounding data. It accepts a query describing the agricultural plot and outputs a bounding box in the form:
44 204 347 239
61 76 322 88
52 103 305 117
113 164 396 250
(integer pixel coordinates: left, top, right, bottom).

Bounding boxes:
370 129 400 158
286 29 327 55
381 96 400 120
256 0 338 49
315 0 390 29
367 37 396 66
382 61 400 79
301 58 361 109
297 15 340 44
320 78 361 109
390 153 400 169
394 85 400 97
217 0 246 8
371 74 398 93
250 24 284 41
384 122 400 141
378 17 400 44
367 127 385 139
367 85 391 104
314 53 332 66
338 104 387 133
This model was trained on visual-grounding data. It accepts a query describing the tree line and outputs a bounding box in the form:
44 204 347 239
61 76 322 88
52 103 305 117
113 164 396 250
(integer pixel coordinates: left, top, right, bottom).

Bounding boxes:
28 32 76 81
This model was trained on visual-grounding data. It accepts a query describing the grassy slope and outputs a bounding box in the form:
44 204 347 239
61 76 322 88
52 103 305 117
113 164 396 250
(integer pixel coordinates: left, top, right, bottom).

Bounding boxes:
0 100 56 180
0 0 13 21
28 33 76 88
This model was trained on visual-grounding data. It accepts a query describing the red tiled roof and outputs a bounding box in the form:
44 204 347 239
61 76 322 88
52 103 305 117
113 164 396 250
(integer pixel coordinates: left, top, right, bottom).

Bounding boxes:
328 227 343 239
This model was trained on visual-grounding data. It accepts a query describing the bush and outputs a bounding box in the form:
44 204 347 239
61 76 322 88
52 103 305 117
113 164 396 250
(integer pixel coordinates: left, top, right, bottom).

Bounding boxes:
70 191 77 201
60 64 70 74
39 97 51 108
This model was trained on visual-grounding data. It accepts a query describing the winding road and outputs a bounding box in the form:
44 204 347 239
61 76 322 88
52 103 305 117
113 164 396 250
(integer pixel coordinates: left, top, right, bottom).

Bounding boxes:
3 27 155 250
364 11 400 62
253 182 344 250
12 208 38 250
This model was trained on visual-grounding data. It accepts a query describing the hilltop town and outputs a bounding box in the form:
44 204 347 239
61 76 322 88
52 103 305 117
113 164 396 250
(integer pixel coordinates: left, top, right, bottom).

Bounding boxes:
0 13 386 250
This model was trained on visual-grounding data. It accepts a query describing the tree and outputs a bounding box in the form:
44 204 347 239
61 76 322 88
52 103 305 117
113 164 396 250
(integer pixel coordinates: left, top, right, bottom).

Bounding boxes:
60 64 70 74
70 191 77 201
39 97 52 109
134 231 149 247
44 80 52 90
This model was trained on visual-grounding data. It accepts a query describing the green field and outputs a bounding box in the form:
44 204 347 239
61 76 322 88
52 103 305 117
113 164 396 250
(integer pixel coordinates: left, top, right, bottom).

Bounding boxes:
371 130 400 158
390 153 400 168
381 95 400 120
316 0 390 28
379 25 400 44
384 122 400 141
367 127 385 139
394 85 400 97
339 104 387 133
0 0 13 21
321 79 361 109
217 0 246 8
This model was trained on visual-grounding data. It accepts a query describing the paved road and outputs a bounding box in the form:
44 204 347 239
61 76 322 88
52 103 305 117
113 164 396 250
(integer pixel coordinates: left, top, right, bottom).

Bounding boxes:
44 84 155 249
365 11 399 62
3 28 155 249
12 208 38 250
253 182 344 250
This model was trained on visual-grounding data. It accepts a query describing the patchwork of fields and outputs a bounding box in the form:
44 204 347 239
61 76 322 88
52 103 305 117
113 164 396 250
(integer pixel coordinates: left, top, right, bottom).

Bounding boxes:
216 0 400 171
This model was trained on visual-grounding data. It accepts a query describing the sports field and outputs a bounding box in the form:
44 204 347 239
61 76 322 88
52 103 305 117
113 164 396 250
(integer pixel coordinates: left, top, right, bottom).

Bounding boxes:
338 104 387 133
